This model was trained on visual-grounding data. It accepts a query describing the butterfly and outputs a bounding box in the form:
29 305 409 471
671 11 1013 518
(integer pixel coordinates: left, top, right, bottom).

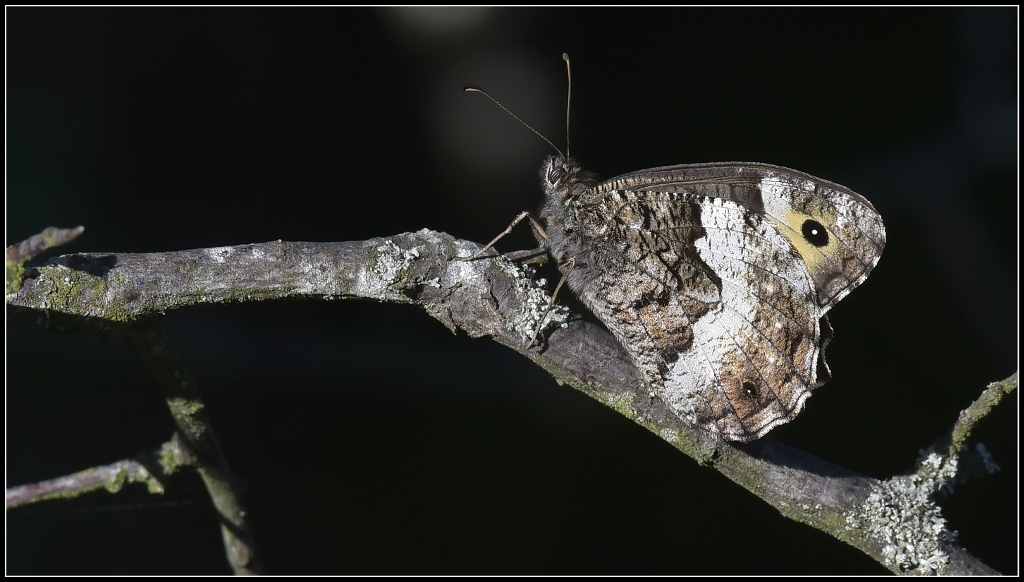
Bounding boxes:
469 57 885 442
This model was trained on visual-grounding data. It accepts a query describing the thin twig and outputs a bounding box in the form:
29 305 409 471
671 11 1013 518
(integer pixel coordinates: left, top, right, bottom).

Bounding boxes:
125 316 262 575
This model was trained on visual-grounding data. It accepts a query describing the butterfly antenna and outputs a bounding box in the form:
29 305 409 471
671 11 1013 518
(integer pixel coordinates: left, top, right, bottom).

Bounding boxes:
464 83 565 159
563 53 571 158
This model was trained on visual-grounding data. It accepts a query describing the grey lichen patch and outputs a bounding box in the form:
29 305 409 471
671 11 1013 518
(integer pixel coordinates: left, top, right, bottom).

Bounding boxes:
914 445 963 498
845 451 959 574
973 442 1000 474
364 240 422 299
204 245 235 264
295 258 334 295
493 256 571 343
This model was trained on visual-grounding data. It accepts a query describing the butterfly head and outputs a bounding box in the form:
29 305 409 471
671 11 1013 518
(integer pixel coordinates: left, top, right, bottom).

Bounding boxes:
541 155 598 205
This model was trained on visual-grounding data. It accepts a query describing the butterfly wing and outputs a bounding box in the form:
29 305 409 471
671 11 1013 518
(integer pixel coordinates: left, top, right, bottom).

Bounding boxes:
605 162 886 312
548 161 884 441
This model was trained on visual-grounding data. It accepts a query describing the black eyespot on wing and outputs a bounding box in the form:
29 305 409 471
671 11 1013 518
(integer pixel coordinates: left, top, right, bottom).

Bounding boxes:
743 381 758 398
802 219 829 247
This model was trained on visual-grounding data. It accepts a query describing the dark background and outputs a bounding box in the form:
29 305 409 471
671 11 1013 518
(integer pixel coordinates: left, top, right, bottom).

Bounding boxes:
7 7 1017 574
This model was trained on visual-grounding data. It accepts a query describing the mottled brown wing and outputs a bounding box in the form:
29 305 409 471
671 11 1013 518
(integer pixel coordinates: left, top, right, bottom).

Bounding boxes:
564 185 824 441
603 162 887 312
539 157 884 441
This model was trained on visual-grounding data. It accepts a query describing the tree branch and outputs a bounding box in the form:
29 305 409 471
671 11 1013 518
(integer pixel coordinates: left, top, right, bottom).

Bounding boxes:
5 432 196 508
6 228 1014 574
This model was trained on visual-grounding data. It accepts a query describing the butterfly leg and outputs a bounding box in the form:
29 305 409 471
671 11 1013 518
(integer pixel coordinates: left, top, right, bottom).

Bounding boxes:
456 211 549 261
503 247 549 264
526 257 575 350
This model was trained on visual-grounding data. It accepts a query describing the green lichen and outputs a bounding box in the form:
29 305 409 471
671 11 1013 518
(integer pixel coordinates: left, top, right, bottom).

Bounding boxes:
39 267 86 312
601 392 640 421
106 465 165 496
6 257 26 294
35 265 140 322
40 228 62 247
103 468 130 493
167 397 205 417
813 504 855 535
159 437 196 476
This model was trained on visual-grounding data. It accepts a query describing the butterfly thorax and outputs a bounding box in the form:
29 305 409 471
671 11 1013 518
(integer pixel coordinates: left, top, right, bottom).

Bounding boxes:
537 155 605 265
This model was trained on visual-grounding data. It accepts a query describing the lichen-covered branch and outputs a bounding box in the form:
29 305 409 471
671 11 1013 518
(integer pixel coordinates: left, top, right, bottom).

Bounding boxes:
125 317 262 575
6 225 84 293
6 229 1014 574
5 432 197 509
